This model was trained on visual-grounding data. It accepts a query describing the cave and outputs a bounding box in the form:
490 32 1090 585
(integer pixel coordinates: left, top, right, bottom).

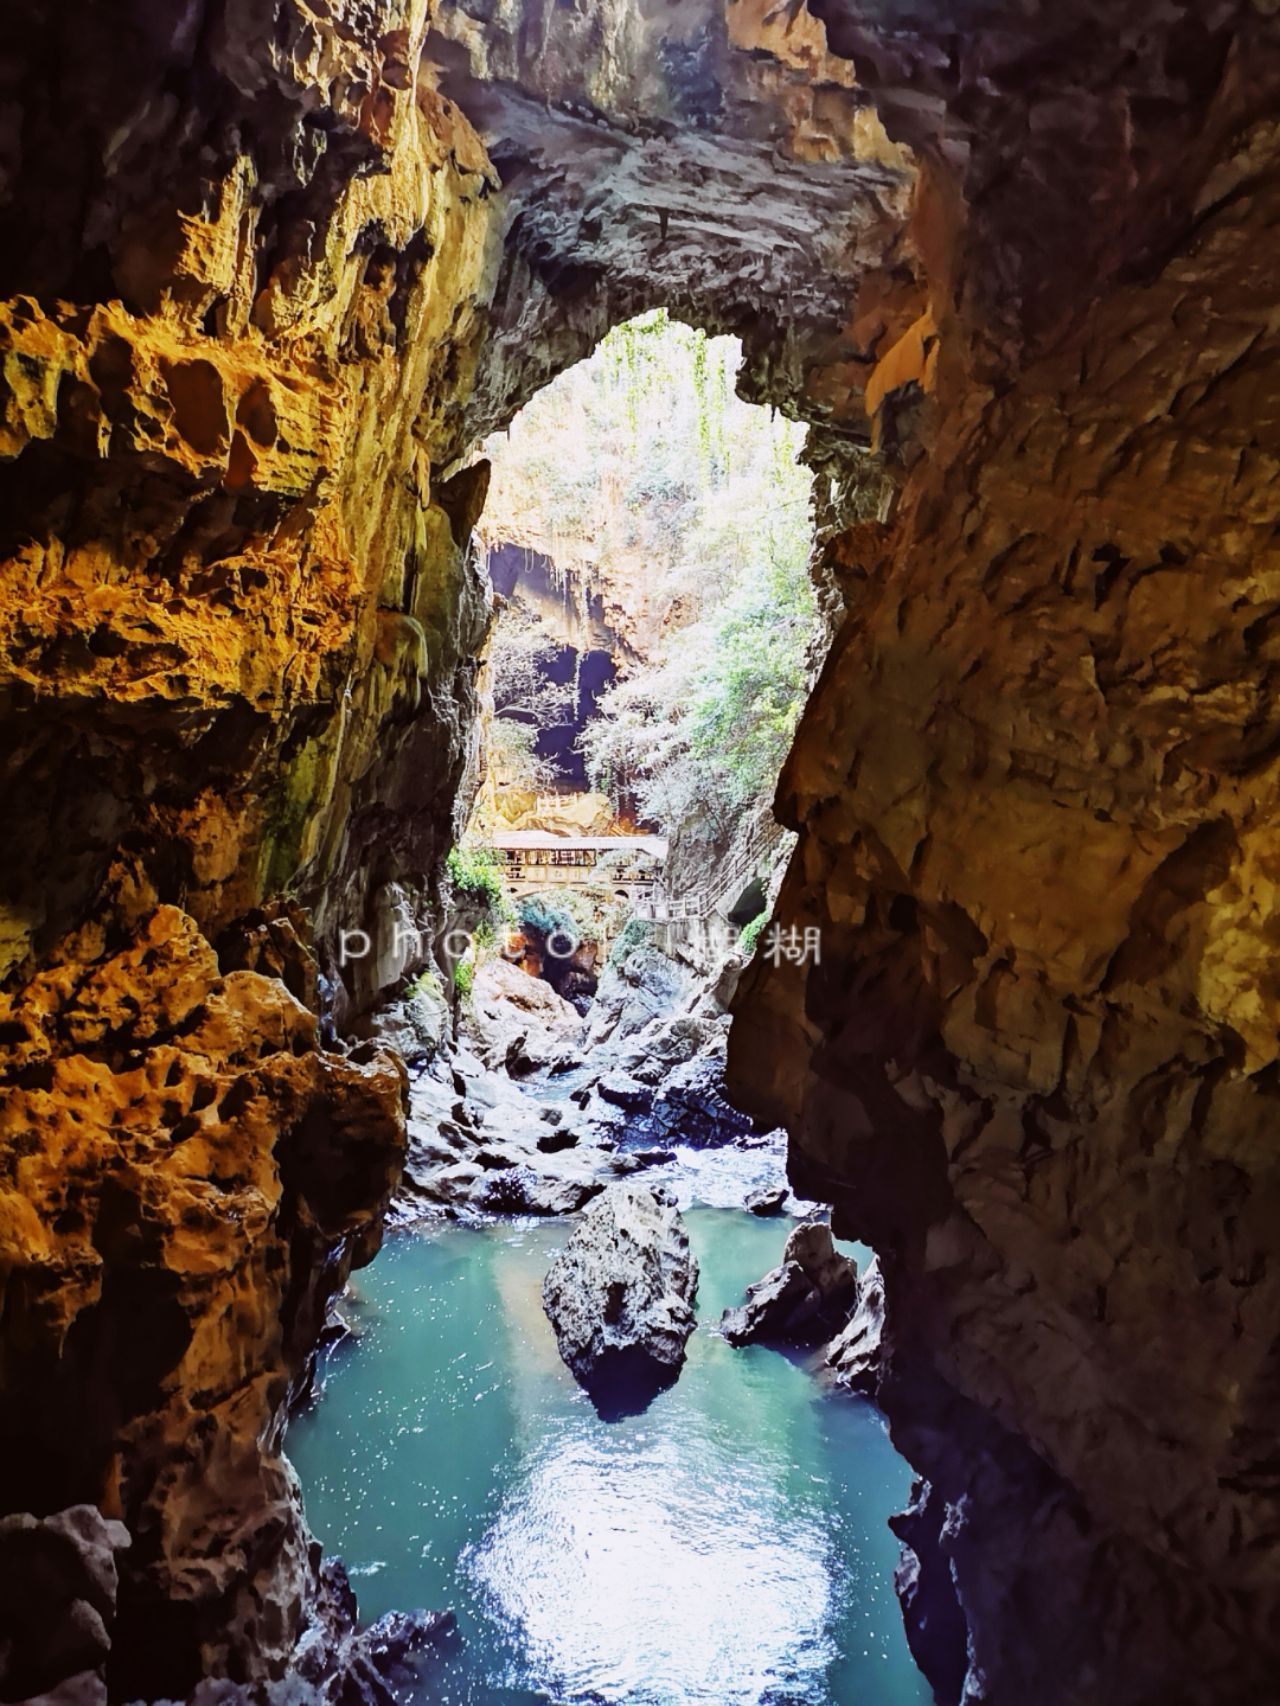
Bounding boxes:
1 1 1279 1703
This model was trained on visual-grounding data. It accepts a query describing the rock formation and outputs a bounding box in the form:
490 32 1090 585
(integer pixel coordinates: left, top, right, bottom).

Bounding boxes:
0 876 408 1696
824 1255 886 1396
720 1221 857 1347
724 5 1280 1702
0 1505 130 1706
1 0 1278 1699
0 0 490 1687
541 1182 699 1415
462 957 584 1075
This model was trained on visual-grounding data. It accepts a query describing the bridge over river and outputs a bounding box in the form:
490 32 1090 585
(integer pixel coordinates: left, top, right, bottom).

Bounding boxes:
492 830 668 904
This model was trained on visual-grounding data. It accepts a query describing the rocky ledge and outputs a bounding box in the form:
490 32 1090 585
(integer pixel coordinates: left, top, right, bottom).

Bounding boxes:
385 937 794 1224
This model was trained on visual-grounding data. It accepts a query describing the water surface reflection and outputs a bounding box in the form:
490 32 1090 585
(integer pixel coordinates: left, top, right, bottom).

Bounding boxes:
289 1206 930 1706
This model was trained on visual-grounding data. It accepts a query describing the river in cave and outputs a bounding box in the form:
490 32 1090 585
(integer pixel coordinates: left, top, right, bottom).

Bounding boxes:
288 1175 931 1706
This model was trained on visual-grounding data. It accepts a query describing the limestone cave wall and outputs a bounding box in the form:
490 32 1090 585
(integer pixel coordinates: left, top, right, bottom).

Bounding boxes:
2 0 1279 1701
0 0 502 1691
726 4 1280 1701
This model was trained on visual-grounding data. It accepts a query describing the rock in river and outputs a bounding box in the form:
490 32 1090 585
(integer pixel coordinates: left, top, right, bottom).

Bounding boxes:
541 1183 699 1417
720 1222 858 1347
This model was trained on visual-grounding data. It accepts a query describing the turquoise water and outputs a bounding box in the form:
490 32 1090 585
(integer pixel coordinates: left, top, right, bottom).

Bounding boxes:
288 1209 931 1706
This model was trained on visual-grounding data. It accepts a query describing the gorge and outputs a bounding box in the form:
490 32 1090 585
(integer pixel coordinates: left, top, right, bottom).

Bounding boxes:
2 2 1279 1704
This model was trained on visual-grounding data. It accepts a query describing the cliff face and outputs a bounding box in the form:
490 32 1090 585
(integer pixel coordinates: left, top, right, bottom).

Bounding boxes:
727 4 1280 1700
3 0 1280 1700
0 0 500 1691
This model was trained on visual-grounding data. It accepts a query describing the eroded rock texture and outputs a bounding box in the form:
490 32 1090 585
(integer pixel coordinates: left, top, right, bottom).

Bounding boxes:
542 1181 699 1415
728 3 1280 1701
0 866 407 1696
3 0 1280 1700
1 0 495 1690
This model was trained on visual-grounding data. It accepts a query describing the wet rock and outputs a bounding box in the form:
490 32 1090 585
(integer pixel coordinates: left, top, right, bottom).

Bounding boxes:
721 1223 858 1347
405 1160 484 1208
597 1070 654 1112
477 1167 604 1218
888 1482 969 1706
825 1256 886 1396
542 1183 699 1416
746 1186 788 1216
284 1557 457 1706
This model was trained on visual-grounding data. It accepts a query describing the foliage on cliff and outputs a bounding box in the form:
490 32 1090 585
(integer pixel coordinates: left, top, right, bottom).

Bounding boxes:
482 311 818 832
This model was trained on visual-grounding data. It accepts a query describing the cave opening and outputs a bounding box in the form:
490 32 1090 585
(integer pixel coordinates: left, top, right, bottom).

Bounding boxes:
285 310 934 1704
4 2 1278 1703
464 307 825 992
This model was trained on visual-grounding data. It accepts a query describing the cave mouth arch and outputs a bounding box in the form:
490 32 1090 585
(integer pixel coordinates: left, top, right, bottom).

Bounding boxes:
469 306 829 846
2 2 1277 1703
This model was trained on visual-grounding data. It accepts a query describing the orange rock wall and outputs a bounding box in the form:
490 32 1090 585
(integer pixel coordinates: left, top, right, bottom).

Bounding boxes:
0 0 503 1688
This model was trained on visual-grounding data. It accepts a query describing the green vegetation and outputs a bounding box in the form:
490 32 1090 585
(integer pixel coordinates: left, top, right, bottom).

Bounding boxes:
480 310 819 835
446 845 506 911
405 967 443 1002
516 890 592 945
737 912 769 957
608 915 653 965
452 958 474 1002
581 540 816 841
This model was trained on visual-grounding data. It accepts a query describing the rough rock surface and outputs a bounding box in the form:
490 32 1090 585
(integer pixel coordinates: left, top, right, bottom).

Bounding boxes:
720 1222 857 1347
725 4 1280 1700
462 958 584 1075
0 874 406 1696
824 1256 886 1396
0 1505 130 1706
585 949 694 1051
746 1186 787 1217
3 0 1279 1699
579 946 758 1148
398 1044 611 1219
356 980 452 1067
888 1482 969 1706
0 0 494 1688
541 1183 699 1415
285 1558 457 1706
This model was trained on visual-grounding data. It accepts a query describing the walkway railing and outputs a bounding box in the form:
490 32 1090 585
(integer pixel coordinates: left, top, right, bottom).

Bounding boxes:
638 813 793 928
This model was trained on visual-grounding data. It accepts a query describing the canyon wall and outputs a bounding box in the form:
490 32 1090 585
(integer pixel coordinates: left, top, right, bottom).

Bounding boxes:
0 0 500 1691
3 0 1280 1700
727 4 1280 1701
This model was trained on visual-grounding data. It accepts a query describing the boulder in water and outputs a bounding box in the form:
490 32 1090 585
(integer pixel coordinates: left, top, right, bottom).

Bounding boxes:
746 1185 788 1216
596 1070 654 1111
720 1222 858 1347
541 1183 699 1417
